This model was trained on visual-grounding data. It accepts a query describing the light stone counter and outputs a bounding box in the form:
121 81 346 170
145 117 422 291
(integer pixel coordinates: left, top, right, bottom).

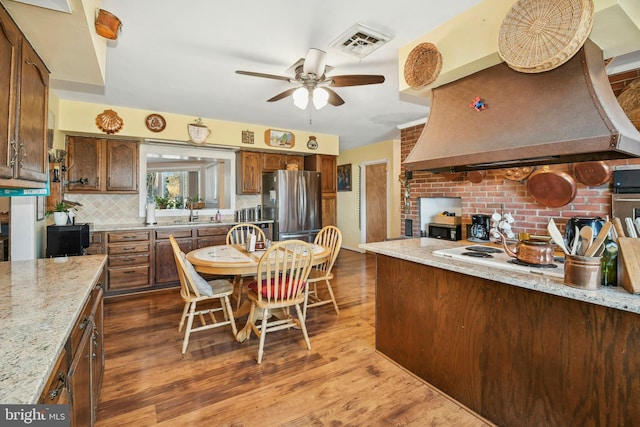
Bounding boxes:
91 220 273 232
361 238 640 315
0 254 107 403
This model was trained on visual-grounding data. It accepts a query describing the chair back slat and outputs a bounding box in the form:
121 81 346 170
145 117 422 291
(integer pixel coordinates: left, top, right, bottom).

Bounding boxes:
256 240 314 304
169 235 200 298
313 226 342 274
226 223 266 245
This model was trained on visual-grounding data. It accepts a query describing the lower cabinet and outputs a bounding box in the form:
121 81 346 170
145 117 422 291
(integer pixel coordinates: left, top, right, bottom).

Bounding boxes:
154 228 193 285
322 193 337 226
43 269 104 427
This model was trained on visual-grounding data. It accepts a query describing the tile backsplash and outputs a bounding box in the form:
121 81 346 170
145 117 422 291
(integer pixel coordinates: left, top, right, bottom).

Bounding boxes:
64 193 262 226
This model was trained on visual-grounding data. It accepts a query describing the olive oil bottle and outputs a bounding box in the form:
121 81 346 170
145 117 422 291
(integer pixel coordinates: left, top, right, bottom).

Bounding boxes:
601 229 618 286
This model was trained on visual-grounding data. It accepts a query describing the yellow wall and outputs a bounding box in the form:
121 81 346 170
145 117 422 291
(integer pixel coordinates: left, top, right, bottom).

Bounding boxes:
55 100 339 155
337 139 401 252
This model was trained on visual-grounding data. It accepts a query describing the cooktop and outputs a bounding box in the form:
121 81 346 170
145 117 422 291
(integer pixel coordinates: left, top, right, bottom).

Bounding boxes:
432 245 564 279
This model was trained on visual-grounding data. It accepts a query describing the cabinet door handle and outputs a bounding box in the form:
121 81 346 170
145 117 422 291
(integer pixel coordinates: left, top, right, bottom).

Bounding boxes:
79 315 90 330
9 139 17 167
48 372 65 401
18 142 26 167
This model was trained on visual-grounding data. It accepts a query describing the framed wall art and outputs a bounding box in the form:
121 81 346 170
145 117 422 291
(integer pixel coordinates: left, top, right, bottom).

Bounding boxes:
337 164 352 191
264 129 295 148
242 130 254 144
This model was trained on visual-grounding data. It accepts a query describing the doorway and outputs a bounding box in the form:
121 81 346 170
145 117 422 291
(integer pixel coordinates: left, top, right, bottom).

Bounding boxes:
361 160 388 243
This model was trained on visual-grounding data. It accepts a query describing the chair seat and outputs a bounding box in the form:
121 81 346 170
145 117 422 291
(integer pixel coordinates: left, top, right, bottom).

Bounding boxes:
208 279 234 296
248 277 307 299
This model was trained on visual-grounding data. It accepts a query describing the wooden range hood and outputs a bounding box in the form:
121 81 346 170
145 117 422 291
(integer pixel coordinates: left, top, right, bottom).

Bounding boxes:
404 39 640 173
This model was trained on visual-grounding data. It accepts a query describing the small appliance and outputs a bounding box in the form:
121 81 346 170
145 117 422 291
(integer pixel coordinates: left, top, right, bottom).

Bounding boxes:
469 214 491 242
428 223 461 241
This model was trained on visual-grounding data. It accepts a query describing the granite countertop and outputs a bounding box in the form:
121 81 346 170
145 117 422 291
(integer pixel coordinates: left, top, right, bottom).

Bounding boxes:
91 219 273 232
0 255 108 403
361 238 640 315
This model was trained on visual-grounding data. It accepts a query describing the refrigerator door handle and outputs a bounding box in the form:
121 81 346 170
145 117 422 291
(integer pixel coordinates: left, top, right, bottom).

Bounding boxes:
299 174 306 229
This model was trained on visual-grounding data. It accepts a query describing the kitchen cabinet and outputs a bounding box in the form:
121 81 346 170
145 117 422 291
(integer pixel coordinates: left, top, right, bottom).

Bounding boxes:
0 4 49 188
105 230 151 293
85 232 104 255
236 151 262 194
46 162 63 212
39 348 68 405
196 226 229 248
66 275 104 427
305 154 337 226
66 136 139 193
154 228 193 284
262 153 304 172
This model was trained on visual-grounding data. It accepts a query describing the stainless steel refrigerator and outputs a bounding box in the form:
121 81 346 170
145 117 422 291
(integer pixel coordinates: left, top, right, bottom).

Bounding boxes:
262 170 322 242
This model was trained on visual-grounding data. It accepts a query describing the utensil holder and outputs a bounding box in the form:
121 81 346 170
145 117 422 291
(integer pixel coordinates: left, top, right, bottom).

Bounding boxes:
564 254 601 290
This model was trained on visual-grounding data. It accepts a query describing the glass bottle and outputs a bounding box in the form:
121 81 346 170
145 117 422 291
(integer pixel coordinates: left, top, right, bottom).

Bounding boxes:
215 210 222 222
601 230 618 287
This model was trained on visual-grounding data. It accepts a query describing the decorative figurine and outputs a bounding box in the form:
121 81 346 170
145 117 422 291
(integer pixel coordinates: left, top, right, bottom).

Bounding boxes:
469 96 487 112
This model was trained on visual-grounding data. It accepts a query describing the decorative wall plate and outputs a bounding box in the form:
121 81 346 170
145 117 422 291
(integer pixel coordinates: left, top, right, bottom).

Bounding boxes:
187 118 210 145
404 42 442 89
95 109 123 134
145 114 166 132
307 136 318 150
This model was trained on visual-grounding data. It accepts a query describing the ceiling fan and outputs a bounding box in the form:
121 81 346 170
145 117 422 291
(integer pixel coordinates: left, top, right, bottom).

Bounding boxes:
235 48 385 109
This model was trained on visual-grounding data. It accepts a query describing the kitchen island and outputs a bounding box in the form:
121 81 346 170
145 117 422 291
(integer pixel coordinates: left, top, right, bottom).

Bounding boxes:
0 254 107 404
362 238 640 427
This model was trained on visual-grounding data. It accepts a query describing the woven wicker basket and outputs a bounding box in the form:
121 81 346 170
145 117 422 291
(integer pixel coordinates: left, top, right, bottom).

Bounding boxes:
617 79 640 131
404 42 442 89
498 0 594 73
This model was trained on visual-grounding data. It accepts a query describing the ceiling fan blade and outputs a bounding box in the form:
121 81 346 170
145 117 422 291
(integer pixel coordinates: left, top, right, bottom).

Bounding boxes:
329 75 385 87
267 88 298 102
324 88 345 106
235 70 292 82
303 48 326 77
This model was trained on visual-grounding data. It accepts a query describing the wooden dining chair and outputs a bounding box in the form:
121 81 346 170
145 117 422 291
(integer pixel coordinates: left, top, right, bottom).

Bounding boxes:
226 223 267 309
245 239 315 364
169 235 237 354
303 225 342 319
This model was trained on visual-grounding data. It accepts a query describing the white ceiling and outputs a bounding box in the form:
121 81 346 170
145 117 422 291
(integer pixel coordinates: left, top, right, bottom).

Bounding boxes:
3 0 640 151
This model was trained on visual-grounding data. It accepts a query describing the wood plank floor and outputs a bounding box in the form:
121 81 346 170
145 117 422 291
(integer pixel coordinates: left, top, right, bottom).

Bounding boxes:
95 249 494 426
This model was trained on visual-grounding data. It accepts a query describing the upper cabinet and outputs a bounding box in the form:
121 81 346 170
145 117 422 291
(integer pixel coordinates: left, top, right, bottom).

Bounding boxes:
66 136 139 193
0 4 49 188
236 151 262 194
262 153 304 172
305 154 337 193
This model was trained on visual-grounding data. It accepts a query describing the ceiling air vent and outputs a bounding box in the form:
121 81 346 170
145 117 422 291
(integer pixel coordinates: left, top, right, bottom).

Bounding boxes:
329 23 392 58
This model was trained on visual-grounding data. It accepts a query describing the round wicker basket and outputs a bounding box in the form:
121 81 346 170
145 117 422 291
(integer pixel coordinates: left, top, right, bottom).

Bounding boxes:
617 78 640 131
404 42 442 89
498 0 594 73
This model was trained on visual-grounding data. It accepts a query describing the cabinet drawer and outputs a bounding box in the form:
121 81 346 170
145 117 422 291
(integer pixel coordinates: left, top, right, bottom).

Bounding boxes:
197 237 225 248
197 226 228 237
90 232 103 244
108 253 149 267
107 242 150 255
155 229 192 240
108 265 150 290
107 231 150 243
40 348 68 404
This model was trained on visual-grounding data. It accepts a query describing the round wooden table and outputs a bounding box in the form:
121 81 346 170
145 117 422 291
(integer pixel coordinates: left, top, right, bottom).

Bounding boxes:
186 243 329 342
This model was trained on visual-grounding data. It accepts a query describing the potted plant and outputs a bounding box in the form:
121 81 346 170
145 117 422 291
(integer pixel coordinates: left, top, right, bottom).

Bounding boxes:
189 195 206 210
154 195 169 209
46 201 72 225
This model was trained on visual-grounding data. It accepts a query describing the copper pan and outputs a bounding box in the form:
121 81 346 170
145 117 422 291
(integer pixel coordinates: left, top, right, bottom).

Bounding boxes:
441 172 464 181
466 170 486 183
572 161 611 186
526 166 577 207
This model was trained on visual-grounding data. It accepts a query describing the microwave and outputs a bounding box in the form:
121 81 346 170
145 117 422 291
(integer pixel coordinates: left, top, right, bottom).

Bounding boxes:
428 223 462 241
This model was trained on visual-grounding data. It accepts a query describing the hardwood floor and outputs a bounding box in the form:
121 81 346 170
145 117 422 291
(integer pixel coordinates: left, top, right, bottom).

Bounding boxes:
95 250 493 426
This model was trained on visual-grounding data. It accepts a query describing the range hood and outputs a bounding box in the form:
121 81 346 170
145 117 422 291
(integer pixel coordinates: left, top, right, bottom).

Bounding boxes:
404 39 640 173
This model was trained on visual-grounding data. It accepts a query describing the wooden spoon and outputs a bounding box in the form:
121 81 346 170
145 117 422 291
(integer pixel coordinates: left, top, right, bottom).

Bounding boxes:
547 219 570 255
585 221 612 257
579 226 594 256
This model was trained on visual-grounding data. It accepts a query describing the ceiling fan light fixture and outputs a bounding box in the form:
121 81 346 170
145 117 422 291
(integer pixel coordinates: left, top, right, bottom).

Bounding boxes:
293 87 309 110
312 88 329 110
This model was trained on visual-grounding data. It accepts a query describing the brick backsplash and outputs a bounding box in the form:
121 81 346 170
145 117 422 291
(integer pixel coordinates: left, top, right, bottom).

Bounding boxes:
400 125 640 238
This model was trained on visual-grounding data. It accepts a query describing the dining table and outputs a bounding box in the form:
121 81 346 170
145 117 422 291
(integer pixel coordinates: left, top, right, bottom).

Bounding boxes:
186 242 330 342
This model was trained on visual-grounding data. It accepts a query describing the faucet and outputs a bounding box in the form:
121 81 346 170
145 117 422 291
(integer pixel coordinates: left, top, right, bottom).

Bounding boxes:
189 200 199 222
